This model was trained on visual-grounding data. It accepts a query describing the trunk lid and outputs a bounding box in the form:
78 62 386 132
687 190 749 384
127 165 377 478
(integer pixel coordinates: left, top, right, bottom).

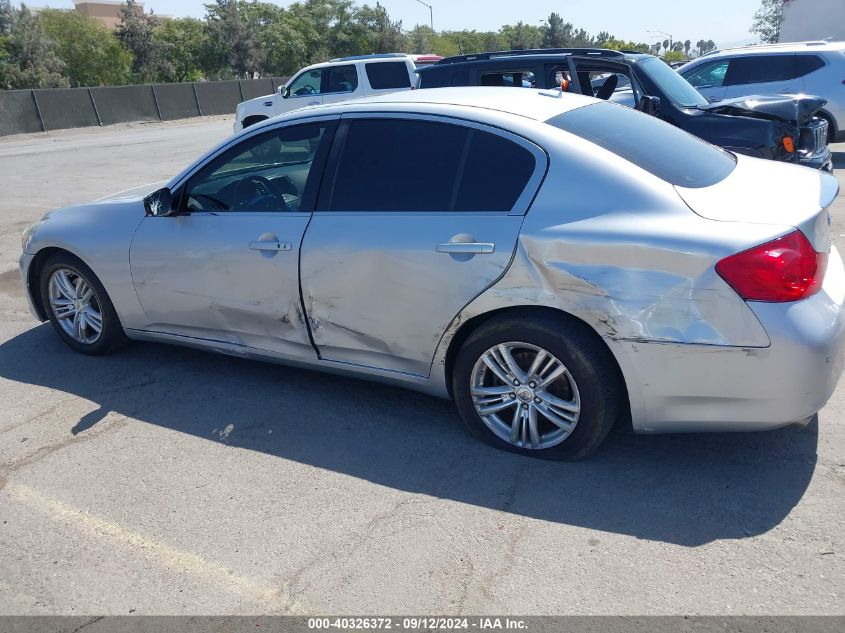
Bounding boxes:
674 155 838 253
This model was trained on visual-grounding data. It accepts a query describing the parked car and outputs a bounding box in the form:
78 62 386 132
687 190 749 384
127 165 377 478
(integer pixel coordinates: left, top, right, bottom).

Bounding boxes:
233 53 417 132
417 48 833 171
678 41 845 142
20 88 843 460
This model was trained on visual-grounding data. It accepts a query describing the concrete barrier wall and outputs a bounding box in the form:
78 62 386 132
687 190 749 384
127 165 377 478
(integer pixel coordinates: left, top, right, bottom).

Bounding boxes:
0 90 43 135
35 88 100 131
240 78 275 101
92 85 160 126
194 80 243 116
154 82 201 120
0 77 289 136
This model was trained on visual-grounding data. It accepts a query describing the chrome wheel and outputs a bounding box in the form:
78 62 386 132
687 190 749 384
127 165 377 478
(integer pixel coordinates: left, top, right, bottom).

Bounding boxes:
48 268 103 344
470 342 581 450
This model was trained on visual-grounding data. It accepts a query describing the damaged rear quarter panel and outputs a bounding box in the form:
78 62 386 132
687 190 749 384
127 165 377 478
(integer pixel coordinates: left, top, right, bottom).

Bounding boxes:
432 132 789 409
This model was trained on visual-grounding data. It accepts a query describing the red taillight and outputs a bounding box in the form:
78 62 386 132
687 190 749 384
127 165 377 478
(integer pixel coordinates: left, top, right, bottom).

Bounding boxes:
716 230 827 302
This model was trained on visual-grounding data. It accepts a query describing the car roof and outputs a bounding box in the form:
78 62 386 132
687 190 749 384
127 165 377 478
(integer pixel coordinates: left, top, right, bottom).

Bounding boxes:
695 40 845 59
323 86 597 120
417 50 653 74
300 54 413 71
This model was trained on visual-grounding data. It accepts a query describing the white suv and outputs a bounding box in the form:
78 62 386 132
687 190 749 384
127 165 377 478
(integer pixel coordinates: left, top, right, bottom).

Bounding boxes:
679 41 845 142
234 54 417 132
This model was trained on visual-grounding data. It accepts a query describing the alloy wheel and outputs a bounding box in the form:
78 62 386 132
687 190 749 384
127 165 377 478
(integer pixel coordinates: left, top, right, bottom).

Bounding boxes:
470 342 581 450
48 268 104 345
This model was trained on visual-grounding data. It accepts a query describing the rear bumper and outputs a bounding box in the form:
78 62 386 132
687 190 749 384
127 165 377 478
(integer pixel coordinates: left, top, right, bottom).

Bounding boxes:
614 246 845 433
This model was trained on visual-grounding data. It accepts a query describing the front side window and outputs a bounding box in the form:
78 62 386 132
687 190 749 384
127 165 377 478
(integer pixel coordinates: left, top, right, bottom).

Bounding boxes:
725 55 800 85
326 119 536 212
288 69 322 97
323 65 358 94
547 102 736 188
182 123 331 213
682 60 729 88
365 62 412 89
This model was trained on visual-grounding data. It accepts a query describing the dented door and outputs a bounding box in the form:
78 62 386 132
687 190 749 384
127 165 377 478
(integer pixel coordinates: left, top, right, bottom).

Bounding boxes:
130 212 315 357
299 115 547 377
129 119 336 359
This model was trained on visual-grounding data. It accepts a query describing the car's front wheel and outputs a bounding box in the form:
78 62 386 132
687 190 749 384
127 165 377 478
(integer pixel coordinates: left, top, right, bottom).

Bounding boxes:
39 252 127 355
452 314 621 460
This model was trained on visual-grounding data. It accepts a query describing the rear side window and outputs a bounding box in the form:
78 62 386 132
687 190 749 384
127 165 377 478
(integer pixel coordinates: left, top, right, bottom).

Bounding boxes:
327 119 536 211
795 54 825 76
480 70 535 87
365 62 411 89
323 65 358 93
450 70 469 86
725 55 801 85
547 102 735 188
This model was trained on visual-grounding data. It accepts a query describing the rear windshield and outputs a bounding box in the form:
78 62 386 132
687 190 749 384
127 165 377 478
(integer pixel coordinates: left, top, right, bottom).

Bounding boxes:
546 102 736 188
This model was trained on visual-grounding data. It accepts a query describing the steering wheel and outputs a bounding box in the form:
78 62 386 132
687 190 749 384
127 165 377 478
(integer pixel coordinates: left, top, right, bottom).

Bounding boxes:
295 85 317 96
233 175 289 212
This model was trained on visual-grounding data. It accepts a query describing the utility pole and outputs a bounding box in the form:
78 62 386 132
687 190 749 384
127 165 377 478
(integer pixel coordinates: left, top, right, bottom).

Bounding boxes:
647 29 673 52
416 0 433 31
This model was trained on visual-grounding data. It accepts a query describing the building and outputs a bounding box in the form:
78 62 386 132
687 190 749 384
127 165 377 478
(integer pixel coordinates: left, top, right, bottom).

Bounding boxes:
779 0 845 42
72 1 170 30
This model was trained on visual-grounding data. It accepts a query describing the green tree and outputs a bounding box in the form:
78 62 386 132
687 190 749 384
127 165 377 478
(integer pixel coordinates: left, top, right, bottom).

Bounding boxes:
683 39 691 57
38 9 131 87
205 0 264 77
0 3 64 89
351 3 405 54
117 0 173 82
542 13 567 48
153 18 214 82
663 50 685 63
0 0 11 35
500 21 542 50
751 0 783 43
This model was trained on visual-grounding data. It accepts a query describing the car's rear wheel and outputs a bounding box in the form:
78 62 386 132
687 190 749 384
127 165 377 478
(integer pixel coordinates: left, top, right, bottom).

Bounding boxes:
452 314 621 460
40 252 127 355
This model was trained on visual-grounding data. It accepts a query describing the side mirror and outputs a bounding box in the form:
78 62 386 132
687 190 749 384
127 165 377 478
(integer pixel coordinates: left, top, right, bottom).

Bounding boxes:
280 86 289 98
143 187 175 217
638 95 661 117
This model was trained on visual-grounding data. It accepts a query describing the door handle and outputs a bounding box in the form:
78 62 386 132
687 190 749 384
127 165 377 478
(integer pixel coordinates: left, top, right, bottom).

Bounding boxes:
436 242 495 254
249 240 291 251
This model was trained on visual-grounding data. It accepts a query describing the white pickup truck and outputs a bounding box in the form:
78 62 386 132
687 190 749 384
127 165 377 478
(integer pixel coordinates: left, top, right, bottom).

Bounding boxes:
234 54 419 132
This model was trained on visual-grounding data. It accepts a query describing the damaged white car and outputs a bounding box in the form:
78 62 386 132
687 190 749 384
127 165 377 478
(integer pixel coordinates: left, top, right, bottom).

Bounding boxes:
20 88 844 459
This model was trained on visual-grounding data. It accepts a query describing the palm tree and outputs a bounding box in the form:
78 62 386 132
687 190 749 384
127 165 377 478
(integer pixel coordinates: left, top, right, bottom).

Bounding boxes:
684 39 691 57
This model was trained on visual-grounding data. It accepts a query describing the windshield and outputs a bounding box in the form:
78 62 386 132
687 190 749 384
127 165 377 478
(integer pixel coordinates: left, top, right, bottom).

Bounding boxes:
638 57 709 108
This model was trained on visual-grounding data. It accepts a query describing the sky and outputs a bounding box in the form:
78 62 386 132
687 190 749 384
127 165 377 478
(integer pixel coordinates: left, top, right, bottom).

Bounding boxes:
28 1 764 48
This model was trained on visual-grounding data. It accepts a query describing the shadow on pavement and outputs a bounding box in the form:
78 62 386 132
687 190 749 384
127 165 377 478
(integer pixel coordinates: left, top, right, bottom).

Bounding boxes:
833 151 844 169
0 325 819 547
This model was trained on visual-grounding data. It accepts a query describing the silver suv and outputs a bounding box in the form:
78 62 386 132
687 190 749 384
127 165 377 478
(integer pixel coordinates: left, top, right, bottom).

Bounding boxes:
679 41 845 142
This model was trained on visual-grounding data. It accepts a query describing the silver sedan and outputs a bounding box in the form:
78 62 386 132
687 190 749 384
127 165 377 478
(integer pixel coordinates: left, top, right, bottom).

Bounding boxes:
19 87 845 459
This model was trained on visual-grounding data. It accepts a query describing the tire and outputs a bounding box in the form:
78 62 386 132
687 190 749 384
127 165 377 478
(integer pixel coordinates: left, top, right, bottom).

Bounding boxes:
39 252 128 355
452 313 621 460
